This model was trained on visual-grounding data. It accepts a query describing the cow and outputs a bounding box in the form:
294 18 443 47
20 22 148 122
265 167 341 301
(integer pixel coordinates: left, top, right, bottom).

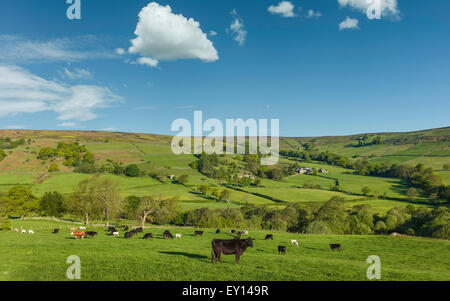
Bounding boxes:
112 231 119 237
21 229 26 234
122 225 129 231
163 230 174 239
136 227 144 233
230 230 236 234
79 226 87 230
28 230 34 235
176 234 182 239
13 228 19 233
124 232 132 239
330 244 342 251
278 246 287 255
85 231 97 238
71 231 85 240
194 231 204 236
143 233 153 240
212 238 254 265
291 240 299 247
71 227 78 232
242 230 249 235
107 227 116 232
216 229 221 234
265 234 274 240
53 229 60 234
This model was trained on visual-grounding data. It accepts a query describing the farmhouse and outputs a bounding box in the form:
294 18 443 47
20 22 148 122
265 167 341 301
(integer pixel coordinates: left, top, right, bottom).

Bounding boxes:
319 168 329 174
296 167 313 175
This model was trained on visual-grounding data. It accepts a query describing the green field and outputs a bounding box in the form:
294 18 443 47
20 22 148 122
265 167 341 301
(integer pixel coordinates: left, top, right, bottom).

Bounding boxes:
0 220 449 281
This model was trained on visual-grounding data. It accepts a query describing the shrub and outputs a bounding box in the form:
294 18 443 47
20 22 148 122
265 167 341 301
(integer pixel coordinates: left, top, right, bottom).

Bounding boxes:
48 163 59 172
125 164 140 177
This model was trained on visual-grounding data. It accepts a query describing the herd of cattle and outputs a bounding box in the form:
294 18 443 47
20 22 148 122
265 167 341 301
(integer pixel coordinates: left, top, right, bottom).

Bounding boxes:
15 225 343 264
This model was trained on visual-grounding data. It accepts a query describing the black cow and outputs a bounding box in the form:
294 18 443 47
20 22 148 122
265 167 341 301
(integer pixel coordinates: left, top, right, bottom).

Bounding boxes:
194 231 204 236
212 238 254 264
278 246 287 255
330 244 342 251
143 233 153 239
85 231 97 238
124 232 132 239
230 230 236 234
107 227 116 232
216 229 221 234
52 229 59 234
136 227 143 233
122 225 129 231
265 234 274 240
163 230 174 239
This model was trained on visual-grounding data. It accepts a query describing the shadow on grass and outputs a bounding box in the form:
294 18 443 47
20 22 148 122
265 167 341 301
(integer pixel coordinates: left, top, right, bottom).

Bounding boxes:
158 251 209 262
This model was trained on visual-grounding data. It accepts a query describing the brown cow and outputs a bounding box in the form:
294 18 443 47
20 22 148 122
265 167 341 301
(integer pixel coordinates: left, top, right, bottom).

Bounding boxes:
212 238 254 264
72 231 85 240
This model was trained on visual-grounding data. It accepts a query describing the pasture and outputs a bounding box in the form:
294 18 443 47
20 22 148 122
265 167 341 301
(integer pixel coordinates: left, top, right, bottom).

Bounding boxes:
0 220 449 281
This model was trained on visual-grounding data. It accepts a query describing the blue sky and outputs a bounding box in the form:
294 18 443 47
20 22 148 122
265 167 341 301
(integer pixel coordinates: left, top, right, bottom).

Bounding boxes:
0 0 449 137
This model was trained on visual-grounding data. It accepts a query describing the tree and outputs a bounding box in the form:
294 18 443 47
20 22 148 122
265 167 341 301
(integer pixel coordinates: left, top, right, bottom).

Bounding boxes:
443 163 450 171
0 149 5 161
176 174 189 185
137 196 179 227
125 164 141 177
48 163 59 172
39 191 64 217
219 189 232 203
0 186 39 219
407 187 418 202
362 186 372 196
123 195 141 219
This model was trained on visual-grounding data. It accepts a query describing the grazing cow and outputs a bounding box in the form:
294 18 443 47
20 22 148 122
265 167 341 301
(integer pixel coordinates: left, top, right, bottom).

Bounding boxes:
216 229 221 234
85 231 97 238
13 228 19 233
136 227 143 233
71 232 85 240
242 230 249 235
124 232 132 239
112 231 119 237
79 227 86 230
163 230 174 239
107 227 116 232
71 227 78 232
194 231 204 236
291 240 299 247
28 230 34 235
278 246 287 255
21 229 26 234
176 234 182 239
265 234 274 241
53 229 60 234
230 230 236 234
211 238 254 265
143 233 153 240
330 244 342 251
122 225 129 231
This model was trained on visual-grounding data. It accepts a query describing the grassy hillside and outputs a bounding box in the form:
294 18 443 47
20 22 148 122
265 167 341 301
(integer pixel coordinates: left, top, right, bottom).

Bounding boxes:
1 219 448 281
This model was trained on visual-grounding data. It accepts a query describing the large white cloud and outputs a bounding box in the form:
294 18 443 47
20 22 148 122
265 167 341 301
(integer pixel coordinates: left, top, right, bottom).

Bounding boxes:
338 0 400 18
0 64 121 122
268 1 296 18
128 2 218 67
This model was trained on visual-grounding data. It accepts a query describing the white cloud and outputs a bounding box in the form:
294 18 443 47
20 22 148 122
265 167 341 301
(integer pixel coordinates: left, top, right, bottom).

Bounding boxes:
59 67 93 80
339 17 359 30
137 57 159 68
0 64 122 122
3 125 26 130
128 2 218 67
0 35 116 63
306 10 322 18
338 0 400 19
208 30 218 37
268 1 296 18
58 122 77 127
228 9 247 46
116 48 125 55
101 127 118 132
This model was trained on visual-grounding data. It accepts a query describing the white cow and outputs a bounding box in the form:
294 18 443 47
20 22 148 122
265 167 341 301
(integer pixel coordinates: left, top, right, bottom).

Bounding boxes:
28 230 35 235
79 226 87 230
291 240 299 247
112 231 119 237
242 230 249 235
21 229 26 234
176 234 182 239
